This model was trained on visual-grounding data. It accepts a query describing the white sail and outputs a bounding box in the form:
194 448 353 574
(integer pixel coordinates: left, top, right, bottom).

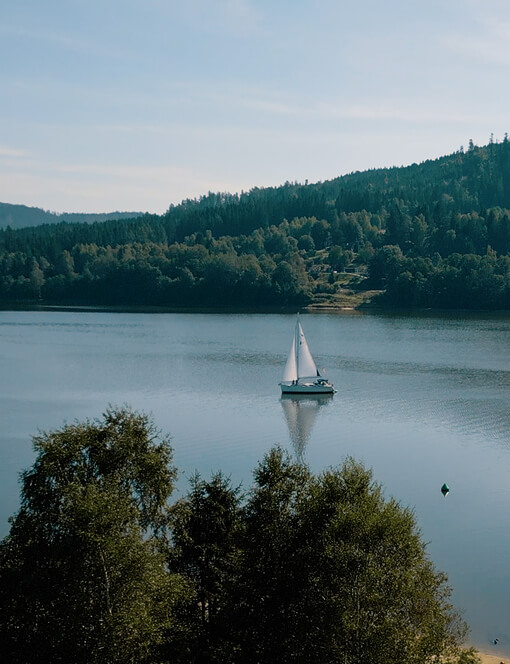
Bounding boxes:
282 334 297 382
296 322 318 378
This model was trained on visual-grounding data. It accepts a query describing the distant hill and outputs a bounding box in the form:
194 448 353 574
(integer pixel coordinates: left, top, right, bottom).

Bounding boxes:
2 139 510 310
0 202 143 230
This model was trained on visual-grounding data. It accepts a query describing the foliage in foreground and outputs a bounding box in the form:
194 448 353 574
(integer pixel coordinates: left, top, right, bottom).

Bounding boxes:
0 408 183 664
0 408 479 663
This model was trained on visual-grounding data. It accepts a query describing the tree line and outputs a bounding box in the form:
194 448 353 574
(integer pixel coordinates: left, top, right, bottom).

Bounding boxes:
0 408 479 664
1 137 510 309
367 245 510 309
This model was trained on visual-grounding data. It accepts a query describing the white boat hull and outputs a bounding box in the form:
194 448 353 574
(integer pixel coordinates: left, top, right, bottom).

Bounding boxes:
280 381 335 394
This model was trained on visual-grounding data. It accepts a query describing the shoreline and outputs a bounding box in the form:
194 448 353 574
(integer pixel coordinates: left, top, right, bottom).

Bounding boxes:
477 652 507 664
3 301 510 317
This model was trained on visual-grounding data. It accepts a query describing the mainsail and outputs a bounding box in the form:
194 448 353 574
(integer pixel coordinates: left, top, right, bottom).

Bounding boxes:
282 318 319 383
296 321 318 378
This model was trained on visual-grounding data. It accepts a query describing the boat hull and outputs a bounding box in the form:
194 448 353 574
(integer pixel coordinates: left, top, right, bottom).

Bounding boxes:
280 382 335 394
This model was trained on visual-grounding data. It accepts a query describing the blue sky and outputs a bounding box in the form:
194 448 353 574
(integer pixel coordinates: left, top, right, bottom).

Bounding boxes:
2 0 510 213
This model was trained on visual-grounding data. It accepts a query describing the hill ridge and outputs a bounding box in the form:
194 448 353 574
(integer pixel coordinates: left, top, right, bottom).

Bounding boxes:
0 202 143 230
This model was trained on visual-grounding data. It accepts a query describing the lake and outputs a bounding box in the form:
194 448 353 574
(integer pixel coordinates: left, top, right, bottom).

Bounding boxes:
1 308 510 655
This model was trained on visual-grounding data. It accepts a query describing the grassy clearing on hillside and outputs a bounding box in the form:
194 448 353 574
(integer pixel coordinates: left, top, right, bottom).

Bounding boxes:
307 270 382 310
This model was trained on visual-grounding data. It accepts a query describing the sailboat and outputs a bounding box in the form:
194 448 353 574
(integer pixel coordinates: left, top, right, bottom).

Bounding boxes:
280 316 335 394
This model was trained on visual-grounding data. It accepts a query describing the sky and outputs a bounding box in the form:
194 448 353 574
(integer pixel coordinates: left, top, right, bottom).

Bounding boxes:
2 0 510 214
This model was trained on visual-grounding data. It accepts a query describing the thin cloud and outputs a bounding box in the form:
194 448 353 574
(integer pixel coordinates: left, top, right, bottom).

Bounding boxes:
0 159 232 213
444 31 510 68
0 22 134 62
466 0 510 12
179 0 263 36
53 161 196 182
442 1 510 67
0 146 27 158
313 103 497 126
219 0 259 23
234 91 496 126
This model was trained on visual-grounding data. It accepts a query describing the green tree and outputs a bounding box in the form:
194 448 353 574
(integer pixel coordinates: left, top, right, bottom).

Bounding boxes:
368 245 405 287
28 258 45 298
233 449 472 664
295 459 469 664
297 233 315 253
328 244 350 271
309 219 330 249
233 448 311 664
0 408 183 664
271 259 310 304
169 472 244 663
57 248 77 278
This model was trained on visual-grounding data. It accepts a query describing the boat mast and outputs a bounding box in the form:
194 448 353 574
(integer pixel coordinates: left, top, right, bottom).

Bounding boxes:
295 314 300 380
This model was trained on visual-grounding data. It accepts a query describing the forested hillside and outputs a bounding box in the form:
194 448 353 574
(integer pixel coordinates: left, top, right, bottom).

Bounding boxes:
1 137 510 309
0 202 142 230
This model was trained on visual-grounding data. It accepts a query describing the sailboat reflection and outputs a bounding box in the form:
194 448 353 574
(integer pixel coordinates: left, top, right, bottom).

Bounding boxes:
280 393 334 460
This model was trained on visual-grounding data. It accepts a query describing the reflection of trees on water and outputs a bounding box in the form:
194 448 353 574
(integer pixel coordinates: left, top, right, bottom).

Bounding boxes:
280 393 334 461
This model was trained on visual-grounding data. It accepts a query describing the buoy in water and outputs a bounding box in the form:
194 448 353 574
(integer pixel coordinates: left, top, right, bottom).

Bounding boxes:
441 483 450 496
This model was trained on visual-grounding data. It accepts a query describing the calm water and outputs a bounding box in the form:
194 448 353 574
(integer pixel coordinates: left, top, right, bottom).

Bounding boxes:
1 309 510 654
